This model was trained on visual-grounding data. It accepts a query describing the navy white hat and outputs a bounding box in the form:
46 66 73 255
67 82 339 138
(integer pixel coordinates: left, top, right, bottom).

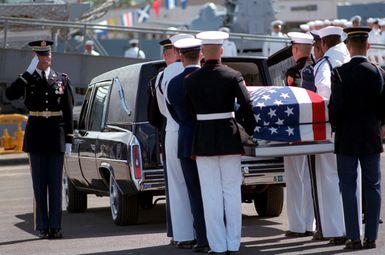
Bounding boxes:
288 32 314 45
169 33 194 45
85 40 94 46
310 30 321 41
196 31 229 45
318 26 343 38
271 20 284 27
350 15 362 23
129 39 139 45
28 40 53 56
173 38 202 53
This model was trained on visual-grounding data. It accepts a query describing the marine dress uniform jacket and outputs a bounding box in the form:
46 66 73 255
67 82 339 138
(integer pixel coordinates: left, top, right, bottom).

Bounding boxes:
6 69 74 152
184 60 256 156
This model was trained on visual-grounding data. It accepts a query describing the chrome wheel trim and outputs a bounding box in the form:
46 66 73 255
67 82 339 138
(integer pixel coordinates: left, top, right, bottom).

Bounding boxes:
109 176 119 220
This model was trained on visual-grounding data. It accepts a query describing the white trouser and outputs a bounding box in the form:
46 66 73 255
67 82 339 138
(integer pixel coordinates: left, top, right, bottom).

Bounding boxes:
165 130 194 241
315 153 362 237
284 155 315 233
196 155 242 253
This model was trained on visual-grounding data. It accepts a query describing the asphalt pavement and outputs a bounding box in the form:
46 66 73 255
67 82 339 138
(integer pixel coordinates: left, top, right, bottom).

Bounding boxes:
0 153 385 255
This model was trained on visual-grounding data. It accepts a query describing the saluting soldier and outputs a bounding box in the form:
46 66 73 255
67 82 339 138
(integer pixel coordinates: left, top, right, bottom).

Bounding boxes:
329 26 385 250
185 31 256 254
284 32 316 238
5 40 73 239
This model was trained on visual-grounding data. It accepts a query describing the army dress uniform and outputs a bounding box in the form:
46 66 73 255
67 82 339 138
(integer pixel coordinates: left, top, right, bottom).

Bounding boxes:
5 40 73 238
184 31 256 253
329 27 385 248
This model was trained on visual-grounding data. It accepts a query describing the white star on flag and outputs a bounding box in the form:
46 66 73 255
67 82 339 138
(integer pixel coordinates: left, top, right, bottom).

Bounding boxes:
254 126 261 132
286 126 294 136
256 102 265 109
269 127 278 134
280 93 289 99
285 106 294 116
254 113 261 122
263 121 270 126
275 118 284 125
267 108 276 118
274 100 283 106
262 94 271 100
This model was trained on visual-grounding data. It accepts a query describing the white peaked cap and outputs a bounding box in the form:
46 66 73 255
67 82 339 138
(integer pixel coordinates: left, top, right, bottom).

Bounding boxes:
288 32 314 44
314 20 324 26
173 38 202 49
85 40 94 45
318 26 343 38
169 34 194 45
367 17 375 23
129 39 139 44
196 31 229 45
271 20 284 26
299 24 310 31
380 19 385 26
324 19 332 26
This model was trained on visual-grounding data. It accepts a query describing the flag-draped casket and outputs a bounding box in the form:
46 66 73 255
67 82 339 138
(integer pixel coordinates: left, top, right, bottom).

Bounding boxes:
249 86 331 143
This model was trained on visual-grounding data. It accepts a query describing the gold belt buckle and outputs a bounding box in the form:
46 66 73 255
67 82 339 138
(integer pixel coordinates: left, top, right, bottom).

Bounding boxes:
42 111 49 118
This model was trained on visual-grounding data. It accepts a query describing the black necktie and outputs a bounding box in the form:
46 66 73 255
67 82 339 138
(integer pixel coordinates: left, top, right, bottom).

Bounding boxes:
41 70 47 82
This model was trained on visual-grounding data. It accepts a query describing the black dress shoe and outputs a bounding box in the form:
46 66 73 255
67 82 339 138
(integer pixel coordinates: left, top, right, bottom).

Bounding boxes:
176 239 196 249
49 229 63 239
208 251 227 255
227 251 240 255
38 230 49 239
192 244 209 253
344 239 362 250
169 239 178 246
363 238 376 249
329 236 347 245
285 230 306 238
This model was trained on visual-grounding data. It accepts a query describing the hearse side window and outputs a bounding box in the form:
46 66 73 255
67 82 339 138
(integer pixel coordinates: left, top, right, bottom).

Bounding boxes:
268 57 294 86
78 87 92 130
106 77 132 125
88 84 110 131
225 61 262 86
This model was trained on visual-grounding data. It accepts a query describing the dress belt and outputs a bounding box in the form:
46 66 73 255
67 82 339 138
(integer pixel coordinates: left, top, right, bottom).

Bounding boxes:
29 111 62 118
196 112 235 120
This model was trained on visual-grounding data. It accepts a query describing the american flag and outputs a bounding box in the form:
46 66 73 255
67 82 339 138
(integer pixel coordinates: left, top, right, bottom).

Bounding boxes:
250 86 331 142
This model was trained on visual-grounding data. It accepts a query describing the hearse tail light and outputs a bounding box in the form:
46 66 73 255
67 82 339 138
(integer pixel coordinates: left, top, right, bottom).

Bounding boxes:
132 144 142 180
130 136 143 181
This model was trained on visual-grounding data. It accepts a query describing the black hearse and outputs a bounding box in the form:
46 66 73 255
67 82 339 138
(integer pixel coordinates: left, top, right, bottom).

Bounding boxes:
64 56 289 225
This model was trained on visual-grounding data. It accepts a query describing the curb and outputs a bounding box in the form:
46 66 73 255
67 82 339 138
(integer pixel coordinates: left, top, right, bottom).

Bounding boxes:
0 153 29 166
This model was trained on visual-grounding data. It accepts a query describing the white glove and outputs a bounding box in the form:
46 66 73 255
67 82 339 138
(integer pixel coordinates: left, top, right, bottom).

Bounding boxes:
26 56 39 74
65 143 72 156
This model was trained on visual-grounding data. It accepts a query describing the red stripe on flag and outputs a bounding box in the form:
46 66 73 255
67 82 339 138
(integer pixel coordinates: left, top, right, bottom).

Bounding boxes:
307 90 326 140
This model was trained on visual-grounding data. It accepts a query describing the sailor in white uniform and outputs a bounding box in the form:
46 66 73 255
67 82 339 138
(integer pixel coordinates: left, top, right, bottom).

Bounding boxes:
284 32 316 237
155 33 196 245
262 20 289 57
313 26 362 242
